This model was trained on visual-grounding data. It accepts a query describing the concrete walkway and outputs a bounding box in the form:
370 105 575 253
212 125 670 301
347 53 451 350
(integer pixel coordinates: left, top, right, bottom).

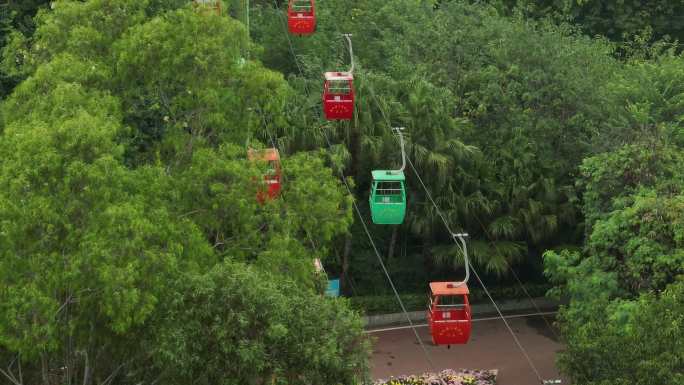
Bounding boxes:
370 314 569 385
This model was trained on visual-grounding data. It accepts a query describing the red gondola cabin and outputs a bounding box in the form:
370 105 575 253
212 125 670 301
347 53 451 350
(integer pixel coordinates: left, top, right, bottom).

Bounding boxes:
248 148 282 203
288 0 316 35
427 282 472 345
323 72 354 120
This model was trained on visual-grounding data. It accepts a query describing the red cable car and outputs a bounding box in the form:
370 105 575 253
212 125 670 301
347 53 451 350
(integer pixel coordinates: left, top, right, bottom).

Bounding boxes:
248 148 282 203
427 281 472 345
288 0 316 35
323 72 354 120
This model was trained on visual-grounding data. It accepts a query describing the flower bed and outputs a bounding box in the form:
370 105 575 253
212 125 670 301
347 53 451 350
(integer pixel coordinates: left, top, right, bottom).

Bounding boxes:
374 369 497 385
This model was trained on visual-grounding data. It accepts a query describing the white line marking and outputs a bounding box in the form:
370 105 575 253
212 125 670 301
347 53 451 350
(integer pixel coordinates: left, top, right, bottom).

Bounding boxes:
365 311 558 333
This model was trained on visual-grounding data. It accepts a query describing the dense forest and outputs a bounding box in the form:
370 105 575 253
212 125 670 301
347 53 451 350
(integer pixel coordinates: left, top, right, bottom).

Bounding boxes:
0 0 682 384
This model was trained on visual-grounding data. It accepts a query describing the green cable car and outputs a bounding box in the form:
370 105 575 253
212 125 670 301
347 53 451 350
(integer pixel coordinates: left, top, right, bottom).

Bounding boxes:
370 127 407 225
370 170 406 224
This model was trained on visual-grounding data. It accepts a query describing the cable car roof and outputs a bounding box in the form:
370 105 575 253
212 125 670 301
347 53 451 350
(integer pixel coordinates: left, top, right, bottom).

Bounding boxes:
324 71 354 81
313 258 324 273
248 148 280 161
372 170 405 181
430 281 470 296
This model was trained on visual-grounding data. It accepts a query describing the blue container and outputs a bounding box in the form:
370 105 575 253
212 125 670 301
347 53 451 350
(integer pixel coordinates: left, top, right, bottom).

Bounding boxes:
326 279 340 297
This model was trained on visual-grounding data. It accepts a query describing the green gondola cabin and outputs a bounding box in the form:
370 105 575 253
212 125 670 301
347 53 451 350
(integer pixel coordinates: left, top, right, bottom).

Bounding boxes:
369 170 406 225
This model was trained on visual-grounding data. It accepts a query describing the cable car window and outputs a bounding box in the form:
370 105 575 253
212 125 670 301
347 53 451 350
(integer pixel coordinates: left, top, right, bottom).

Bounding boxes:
194 0 220 9
327 79 351 95
437 295 466 307
374 181 403 204
290 0 312 12
376 181 402 195
266 160 279 175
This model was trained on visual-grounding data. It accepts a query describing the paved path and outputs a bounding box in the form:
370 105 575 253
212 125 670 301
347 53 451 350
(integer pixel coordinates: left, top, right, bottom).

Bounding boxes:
370 314 569 385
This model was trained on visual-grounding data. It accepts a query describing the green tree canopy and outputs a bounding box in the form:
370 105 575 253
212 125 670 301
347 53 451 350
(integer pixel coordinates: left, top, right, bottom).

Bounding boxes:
151 262 369 385
510 0 684 46
0 1 367 384
544 64 684 383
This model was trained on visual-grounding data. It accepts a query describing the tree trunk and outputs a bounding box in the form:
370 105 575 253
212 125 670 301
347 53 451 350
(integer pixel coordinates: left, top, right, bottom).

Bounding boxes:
340 235 352 296
339 112 361 297
41 352 49 385
82 322 96 385
387 226 399 264
82 350 90 385
422 231 434 276
349 119 361 181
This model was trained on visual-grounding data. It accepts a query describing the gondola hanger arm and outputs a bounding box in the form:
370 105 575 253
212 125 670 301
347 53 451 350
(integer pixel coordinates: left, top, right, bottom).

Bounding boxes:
343 33 354 74
452 232 470 286
390 127 406 174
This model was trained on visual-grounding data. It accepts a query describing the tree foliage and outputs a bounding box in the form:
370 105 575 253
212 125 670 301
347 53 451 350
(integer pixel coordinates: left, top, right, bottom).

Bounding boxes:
544 52 684 383
509 0 684 47
2 0 684 383
0 1 366 384
151 262 369 385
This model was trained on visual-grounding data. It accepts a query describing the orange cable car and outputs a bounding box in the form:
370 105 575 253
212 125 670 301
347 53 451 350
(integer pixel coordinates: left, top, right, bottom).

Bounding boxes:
288 0 316 35
427 281 472 345
427 233 472 346
248 148 282 203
